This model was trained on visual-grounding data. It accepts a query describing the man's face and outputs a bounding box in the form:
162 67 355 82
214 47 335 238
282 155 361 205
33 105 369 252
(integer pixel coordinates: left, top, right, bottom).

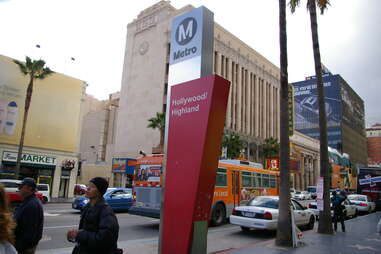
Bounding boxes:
85 182 99 200
18 184 33 198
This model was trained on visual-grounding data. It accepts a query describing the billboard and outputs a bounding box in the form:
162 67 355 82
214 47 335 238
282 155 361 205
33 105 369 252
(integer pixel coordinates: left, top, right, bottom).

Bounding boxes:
292 74 343 149
112 158 136 174
0 55 85 153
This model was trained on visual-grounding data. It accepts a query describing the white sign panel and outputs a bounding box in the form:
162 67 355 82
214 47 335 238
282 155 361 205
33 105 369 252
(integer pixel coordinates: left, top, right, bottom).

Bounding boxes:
316 177 324 199
2 151 57 166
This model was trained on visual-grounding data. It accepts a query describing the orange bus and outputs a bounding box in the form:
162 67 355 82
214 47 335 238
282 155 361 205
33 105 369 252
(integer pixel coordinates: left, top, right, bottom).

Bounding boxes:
129 154 279 226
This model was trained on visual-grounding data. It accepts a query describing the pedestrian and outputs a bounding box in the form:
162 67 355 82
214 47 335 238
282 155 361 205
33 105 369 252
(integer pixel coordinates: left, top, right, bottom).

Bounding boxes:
331 190 345 232
0 184 18 254
67 177 122 254
14 178 44 254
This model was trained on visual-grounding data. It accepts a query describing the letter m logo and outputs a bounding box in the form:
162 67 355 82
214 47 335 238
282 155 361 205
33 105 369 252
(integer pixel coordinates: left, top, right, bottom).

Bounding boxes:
175 17 197 45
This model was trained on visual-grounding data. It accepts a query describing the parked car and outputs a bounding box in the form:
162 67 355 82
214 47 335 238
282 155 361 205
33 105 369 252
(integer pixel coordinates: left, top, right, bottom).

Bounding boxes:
72 187 133 212
306 186 317 199
294 191 311 200
0 179 21 192
0 179 45 207
308 198 358 219
229 196 315 232
36 183 50 203
74 184 87 195
347 194 376 213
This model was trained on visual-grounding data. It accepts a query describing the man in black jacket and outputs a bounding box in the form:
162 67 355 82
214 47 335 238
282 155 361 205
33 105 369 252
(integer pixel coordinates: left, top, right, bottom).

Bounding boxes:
14 177 44 254
67 177 121 254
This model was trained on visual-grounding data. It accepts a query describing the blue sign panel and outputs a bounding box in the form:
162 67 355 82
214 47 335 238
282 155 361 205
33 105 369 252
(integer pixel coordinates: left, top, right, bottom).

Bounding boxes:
292 74 343 149
112 158 136 174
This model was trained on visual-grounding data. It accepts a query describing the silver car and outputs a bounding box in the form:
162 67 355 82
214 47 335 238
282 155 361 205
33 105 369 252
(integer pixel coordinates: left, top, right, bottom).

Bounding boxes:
347 194 376 213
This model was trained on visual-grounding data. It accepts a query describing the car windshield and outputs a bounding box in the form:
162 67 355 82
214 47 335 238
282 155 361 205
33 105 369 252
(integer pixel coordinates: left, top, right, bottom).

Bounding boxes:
247 197 278 209
348 195 366 201
307 187 316 193
37 185 48 191
295 191 301 194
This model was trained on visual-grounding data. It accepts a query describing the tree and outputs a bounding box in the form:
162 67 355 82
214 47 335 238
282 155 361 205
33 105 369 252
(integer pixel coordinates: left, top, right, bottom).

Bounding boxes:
13 56 53 178
289 0 333 235
222 134 243 159
262 137 280 159
147 112 166 148
276 0 293 247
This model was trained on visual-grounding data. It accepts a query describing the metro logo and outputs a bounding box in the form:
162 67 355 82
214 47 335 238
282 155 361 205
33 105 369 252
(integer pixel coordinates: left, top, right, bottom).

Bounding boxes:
175 17 197 45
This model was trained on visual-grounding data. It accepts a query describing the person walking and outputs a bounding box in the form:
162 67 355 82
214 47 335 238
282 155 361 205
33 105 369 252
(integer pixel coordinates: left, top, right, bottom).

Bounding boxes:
0 184 18 254
14 178 44 254
67 177 122 254
331 190 346 232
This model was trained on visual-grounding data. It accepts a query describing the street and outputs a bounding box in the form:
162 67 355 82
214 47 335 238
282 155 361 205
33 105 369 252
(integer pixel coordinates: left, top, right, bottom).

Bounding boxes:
37 203 279 254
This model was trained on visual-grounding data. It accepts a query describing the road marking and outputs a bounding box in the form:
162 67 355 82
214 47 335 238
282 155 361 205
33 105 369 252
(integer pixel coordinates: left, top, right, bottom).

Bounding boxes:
44 225 78 229
44 212 60 216
40 234 52 242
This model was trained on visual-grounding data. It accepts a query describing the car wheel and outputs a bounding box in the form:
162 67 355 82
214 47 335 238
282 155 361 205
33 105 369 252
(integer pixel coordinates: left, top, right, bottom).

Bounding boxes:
306 216 315 230
211 203 226 226
42 196 48 204
241 226 251 232
353 209 357 218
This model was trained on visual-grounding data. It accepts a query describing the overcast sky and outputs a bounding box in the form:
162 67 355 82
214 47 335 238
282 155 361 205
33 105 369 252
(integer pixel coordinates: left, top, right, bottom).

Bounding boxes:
0 0 380 126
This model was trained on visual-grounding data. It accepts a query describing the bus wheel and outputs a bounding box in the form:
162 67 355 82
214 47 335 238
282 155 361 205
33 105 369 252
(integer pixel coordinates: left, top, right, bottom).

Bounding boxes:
211 203 226 226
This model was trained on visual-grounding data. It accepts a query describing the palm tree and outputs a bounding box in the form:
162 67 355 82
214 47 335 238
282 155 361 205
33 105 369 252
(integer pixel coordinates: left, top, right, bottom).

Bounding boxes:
147 112 166 149
262 137 280 160
13 56 53 178
222 134 243 159
289 0 333 235
276 0 293 247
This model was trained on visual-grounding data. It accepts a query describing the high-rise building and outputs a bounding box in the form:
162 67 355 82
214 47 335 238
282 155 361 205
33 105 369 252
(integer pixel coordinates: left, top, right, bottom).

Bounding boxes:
292 72 367 166
114 1 281 160
366 123 381 167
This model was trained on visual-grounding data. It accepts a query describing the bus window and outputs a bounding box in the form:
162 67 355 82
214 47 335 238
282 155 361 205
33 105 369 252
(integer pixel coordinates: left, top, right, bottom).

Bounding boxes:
262 174 270 188
254 173 262 187
215 168 227 187
242 171 252 187
269 175 276 188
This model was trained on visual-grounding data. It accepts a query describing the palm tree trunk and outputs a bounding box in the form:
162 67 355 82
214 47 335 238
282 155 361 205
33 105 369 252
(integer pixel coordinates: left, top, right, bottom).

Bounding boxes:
276 0 292 247
308 0 333 234
15 77 34 179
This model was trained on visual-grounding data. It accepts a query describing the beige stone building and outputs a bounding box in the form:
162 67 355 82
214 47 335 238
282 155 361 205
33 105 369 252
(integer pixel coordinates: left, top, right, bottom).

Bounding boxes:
290 131 320 190
115 1 280 160
78 92 120 186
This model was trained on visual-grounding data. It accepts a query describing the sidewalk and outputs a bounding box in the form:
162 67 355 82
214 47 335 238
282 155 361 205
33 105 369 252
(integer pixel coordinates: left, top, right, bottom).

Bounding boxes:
121 212 381 254
220 212 381 254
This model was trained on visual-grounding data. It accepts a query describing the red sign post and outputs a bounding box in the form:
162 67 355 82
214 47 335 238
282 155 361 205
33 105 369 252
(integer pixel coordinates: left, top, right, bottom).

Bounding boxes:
160 75 230 254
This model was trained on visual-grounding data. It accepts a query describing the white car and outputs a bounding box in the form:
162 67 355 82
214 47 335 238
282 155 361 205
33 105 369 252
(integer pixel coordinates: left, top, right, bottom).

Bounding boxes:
0 179 21 192
308 199 358 219
230 196 315 232
347 194 376 213
37 183 50 203
294 191 311 200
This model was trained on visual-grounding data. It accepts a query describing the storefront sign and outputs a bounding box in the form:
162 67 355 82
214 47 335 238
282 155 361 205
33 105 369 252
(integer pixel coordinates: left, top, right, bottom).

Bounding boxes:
112 158 136 174
2 151 57 166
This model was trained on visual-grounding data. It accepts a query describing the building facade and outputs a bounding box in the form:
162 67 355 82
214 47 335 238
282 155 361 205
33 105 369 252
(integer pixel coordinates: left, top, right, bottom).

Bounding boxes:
115 1 280 161
78 92 135 187
366 123 381 167
292 72 367 167
0 55 86 199
290 131 320 191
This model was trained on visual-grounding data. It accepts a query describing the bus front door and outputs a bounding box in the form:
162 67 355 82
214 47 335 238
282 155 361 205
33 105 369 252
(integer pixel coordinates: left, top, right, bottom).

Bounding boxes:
232 170 240 207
